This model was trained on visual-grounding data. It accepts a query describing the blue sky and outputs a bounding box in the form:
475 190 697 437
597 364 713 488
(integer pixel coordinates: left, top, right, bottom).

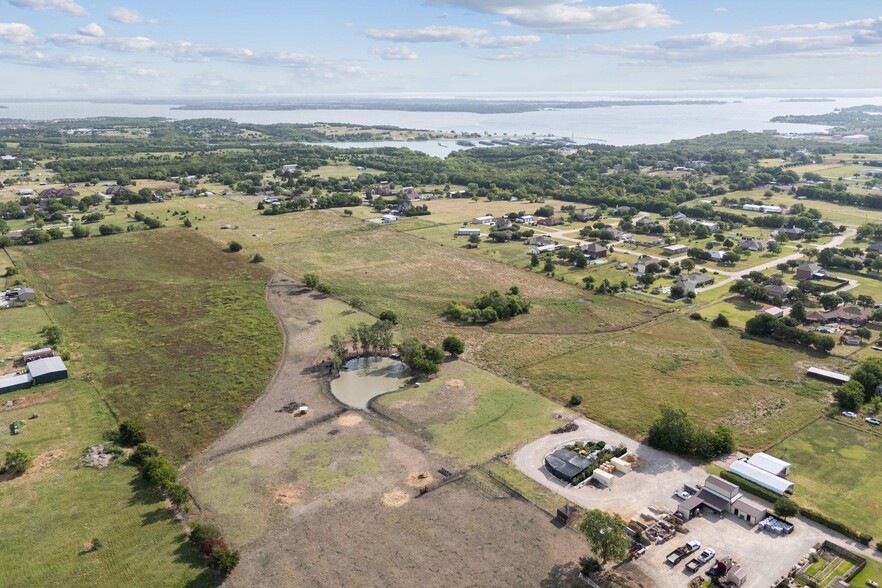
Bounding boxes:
1 0 881 97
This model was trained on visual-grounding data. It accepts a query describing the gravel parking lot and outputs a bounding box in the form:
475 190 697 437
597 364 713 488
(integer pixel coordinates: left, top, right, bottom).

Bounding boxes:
515 417 882 588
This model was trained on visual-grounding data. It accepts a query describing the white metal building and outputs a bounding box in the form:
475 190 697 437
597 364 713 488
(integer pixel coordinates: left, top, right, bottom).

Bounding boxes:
728 460 794 495
746 452 791 477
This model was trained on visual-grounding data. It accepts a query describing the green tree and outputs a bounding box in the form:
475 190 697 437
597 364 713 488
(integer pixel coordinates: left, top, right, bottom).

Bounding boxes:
4 448 33 475
577 509 630 565
851 358 882 401
228 241 243 252
790 301 806 322
530 253 539 267
834 380 866 411
208 546 240 576
543 257 555 273
773 497 799 519
378 310 398 324
442 336 465 356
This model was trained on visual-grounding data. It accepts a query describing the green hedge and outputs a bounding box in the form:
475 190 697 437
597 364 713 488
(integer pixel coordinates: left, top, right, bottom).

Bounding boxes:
718 471 780 504
720 471 873 546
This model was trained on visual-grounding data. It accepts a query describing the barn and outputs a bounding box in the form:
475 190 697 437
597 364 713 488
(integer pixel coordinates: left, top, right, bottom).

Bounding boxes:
27 356 68 385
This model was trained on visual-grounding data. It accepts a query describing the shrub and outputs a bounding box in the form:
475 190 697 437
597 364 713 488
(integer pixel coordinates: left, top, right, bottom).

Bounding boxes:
208 546 240 576
303 273 320 289
712 313 730 328
800 507 872 545
579 556 602 576
98 224 124 236
569 394 583 406
689 312 703 320
129 442 159 466
70 224 90 239
250 253 264 263
228 241 243 252
378 310 398 324
719 471 780 504
442 336 465 356
118 419 147 446
141 456 178 487
189 522 224 556
164 482 190 508
4 448 33 475
773 496 799 519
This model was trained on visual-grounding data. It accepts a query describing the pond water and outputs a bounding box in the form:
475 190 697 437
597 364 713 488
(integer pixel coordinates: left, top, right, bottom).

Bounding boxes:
330 356 409 410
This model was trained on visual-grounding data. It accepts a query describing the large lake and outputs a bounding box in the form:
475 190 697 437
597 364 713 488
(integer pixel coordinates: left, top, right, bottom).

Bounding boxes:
2 94 879 155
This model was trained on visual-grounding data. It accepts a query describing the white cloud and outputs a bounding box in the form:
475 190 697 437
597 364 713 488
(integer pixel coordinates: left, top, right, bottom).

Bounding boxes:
0 48 124 71
365 25 488 43
371 46 419 60
461 34 540 48
108 6 157 24
715 7 728 13
430 1 678 33
9 0 85 15
761 17 882 33
0 22 38 45
592 31 876 62
77 22 105 37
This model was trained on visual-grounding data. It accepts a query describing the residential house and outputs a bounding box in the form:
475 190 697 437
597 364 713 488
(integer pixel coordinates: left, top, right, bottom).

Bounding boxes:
613 205 635 215
634 255 661 275
39 188 79 200
671 212 689 221
581 242 607 259
794 262 822 281
536 217 564 227
805 305 870 325
709 250 725 262
740 237 767 252
867 242 882 254
574 211 596 222
676 273 715 293
695 220 719 232
635 216 655 228
18 188 35 197
494 217 513 231
516 214 535 225
763 284 795 298
525 235 555 247
780 226 805 240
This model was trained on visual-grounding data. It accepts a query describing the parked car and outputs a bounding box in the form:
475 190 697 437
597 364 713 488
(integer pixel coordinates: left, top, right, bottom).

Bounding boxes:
675 490 691 500
842 411 858 419
866 417 881 426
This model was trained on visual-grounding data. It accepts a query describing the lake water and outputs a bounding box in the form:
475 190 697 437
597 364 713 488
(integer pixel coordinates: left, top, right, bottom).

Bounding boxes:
329 356 408 410
2 94 881 154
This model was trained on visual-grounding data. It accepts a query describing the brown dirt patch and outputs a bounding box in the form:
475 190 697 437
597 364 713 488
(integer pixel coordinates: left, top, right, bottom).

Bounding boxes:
335 413 363 427
274 484 304 507
381 488 411 508
1 388 60 410
406 471 434 488
30 449 67 475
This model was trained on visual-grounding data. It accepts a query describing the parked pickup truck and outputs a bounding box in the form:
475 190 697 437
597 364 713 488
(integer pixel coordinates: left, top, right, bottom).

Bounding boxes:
665 540 701 565
685 548 716 573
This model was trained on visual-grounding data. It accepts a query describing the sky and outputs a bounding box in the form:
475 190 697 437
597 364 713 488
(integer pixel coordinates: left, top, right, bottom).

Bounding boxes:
1 0 882 98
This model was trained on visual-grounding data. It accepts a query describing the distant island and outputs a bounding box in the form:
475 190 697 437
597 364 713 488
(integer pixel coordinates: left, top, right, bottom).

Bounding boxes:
167 98 727 114
779 98 835 103
771 104 882 129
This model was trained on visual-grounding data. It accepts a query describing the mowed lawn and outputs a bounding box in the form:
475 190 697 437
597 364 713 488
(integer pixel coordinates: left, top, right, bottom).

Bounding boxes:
375 360 564 465
768 419 882 541
10 229 282 461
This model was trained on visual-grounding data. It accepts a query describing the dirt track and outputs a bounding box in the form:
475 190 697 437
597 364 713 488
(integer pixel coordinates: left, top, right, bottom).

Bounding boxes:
183 273 589 587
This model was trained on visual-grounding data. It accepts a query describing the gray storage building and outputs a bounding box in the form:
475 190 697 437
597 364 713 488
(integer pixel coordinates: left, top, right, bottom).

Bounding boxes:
27 356 68 384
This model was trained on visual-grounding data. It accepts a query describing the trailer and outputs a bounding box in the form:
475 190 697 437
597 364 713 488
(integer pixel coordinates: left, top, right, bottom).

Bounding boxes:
666 540 700 565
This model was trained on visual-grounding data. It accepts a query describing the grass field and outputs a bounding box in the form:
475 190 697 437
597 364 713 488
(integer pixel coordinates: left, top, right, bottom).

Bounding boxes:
489 315 829 451
0 304 212 587
375 360 564 465
769 419 882 540
10 229 282 461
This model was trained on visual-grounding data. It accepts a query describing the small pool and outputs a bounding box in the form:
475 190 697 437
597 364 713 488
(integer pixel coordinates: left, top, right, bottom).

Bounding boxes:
330 356 409 409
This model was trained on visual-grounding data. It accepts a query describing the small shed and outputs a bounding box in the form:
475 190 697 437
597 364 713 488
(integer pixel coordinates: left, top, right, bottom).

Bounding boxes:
457 228 481 236
27 356 68 385
662 244 687 255
14 288 35 301
732 497 767 526
806 367 850 385
592 469 614 487
22 348 54 363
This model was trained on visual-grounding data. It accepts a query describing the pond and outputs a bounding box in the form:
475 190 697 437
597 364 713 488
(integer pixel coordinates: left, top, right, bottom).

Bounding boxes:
330 356 409 409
